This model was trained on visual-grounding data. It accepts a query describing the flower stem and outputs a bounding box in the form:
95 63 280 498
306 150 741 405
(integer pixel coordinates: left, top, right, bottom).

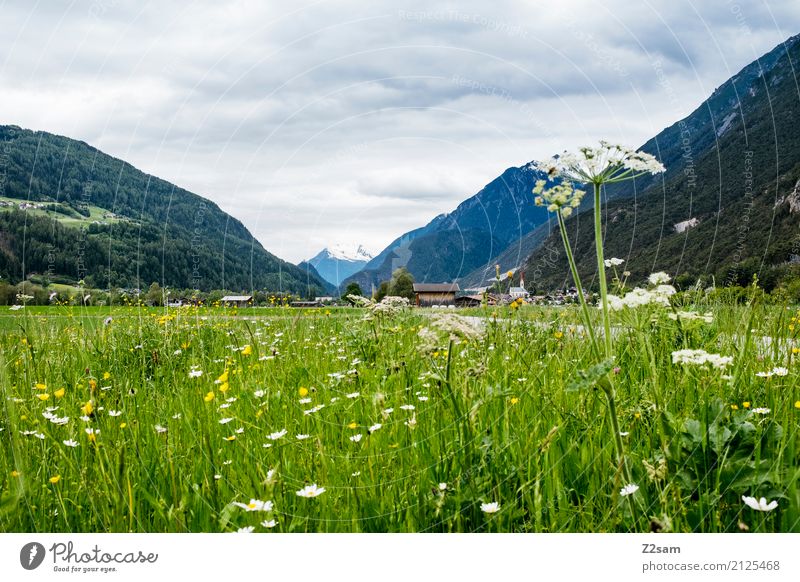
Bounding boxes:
593 182 613 358
556 212 601 359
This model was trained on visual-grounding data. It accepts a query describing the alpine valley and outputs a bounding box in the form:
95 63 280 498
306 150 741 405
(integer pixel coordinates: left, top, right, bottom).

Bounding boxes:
345 33 800 297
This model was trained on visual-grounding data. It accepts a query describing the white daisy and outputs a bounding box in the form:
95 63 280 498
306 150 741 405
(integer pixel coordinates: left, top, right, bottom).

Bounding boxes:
480 502 500 514
620 483 639 497
296 484 326 498
742 495 778 512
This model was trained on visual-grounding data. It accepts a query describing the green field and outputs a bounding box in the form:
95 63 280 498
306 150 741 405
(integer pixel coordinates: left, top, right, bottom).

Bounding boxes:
0 301 798 532
0 196 129 227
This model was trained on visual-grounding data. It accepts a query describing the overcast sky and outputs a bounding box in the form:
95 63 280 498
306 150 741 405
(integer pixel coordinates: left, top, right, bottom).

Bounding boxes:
2 0 799 262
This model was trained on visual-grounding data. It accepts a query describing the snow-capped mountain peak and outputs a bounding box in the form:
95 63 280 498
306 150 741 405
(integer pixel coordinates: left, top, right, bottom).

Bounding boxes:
324 243 373 262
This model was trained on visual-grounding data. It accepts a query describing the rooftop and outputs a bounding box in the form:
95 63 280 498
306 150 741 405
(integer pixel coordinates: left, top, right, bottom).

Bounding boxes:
412 283 460 293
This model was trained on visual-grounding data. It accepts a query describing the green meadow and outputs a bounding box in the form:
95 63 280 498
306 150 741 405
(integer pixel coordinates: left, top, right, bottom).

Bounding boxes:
0 300 798 533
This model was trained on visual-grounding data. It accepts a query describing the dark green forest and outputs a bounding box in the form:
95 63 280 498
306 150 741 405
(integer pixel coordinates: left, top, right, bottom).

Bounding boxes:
0 125 327 296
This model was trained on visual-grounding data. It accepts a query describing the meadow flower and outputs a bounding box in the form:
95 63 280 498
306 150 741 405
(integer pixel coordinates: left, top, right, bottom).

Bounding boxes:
346 392 360 399
742 496 778 512
368 423 382 433
233 499 274 512
299 397 312 404
253 389 266 398
296 484 326 498
604 258 625 267
648 272 671 285
219 418 233 424
439 482 448 491
620 483 639 497
84 428 99 441
63 439 79 447
268 429 287 440
154 425 168 434
349 434 363 442
400 404 415 411
261 519 278 529
204 391 215 402
480 502 500 514
296 434 310 440
49 475 61 484
533 180 586 218
668 311 713 323
418 396 429 402
236 526 255 533
108 410 122 417
671 349 733 369
404 415 417 429
189 369 203 379
751 407 771 415
535 142 665 183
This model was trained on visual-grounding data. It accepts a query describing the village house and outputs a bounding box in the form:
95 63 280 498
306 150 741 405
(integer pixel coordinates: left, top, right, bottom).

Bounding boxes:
221 295 252 308
412 283 460 307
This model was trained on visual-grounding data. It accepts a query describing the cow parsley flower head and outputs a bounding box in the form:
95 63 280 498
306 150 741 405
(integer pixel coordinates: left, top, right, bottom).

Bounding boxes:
533 180 586 218
671 349 733 369
620 483 640 497
536 141 665 185
648 272 672 285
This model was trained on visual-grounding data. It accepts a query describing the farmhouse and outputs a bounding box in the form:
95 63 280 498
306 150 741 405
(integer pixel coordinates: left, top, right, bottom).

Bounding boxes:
413 283 460 307
221 295 252 308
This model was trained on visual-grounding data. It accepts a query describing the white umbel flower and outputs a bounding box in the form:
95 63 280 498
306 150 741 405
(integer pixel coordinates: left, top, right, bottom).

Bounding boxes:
619 483 639 497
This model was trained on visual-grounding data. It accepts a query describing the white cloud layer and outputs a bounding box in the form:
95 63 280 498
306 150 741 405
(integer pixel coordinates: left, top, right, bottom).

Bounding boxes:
1 0 798 262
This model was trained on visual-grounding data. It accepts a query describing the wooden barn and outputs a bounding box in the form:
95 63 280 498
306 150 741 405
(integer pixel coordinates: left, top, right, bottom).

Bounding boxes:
413 283 460 307
221 295 252 308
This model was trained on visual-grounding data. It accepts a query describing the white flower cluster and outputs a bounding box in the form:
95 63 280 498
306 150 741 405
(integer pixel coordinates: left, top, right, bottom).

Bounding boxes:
671 349 733 369
536 141 665 184
532 180 586 218
668 311 713 324
369 295 410 316
604 282 676 311
755 367 789 378
428 313 484 343
604 257 625 267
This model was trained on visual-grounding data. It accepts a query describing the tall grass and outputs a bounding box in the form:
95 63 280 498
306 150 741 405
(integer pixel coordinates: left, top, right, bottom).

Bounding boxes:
0 301 797 532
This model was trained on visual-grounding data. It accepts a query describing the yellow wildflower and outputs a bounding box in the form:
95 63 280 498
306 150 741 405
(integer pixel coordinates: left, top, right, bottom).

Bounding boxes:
103 372 111 380
217 371 229 384
219 382 230 394
11 470 20 478
298 387 309 397
510 397 519 405
36 393 50 401
554 331 563 339
49 475 61 484
119 423 127 429
743 402 750 408
54 388 65 399
204 391 215 402
731 404 739 410
795 401 800 409
241 345 253 356
224 436 236 441
81 401 94 415
347 422 357 429
35 383 47 390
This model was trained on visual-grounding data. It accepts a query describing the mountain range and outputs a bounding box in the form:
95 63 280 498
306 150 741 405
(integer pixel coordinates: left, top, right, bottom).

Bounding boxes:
302 244 373 288
0 125 329 296
345 32 800 295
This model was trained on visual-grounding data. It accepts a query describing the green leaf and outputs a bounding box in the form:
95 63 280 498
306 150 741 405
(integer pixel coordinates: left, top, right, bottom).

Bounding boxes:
566 358 615 392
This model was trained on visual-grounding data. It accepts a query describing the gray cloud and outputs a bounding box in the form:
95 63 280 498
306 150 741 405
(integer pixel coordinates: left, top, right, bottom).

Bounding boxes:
1 0 798 262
